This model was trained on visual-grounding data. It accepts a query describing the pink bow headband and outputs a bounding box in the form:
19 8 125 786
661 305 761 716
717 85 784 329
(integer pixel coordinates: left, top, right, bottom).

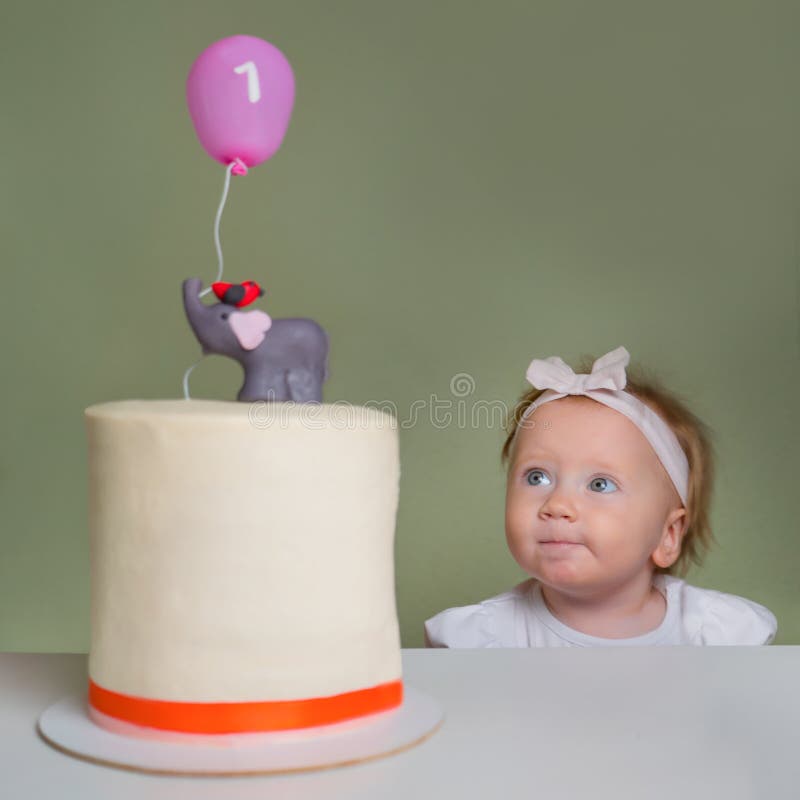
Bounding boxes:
519 346 689 506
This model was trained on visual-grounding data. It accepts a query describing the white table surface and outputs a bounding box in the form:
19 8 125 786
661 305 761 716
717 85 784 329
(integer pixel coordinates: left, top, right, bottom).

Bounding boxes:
2 648 799 799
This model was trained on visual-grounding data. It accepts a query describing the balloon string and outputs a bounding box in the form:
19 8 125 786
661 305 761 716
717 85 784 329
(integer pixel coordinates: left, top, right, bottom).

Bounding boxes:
182 358 203 401
199 160 239 298
185 160 242 399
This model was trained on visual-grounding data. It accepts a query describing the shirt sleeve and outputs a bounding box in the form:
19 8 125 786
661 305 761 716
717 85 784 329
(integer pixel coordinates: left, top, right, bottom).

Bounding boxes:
423 603 499 648
697 590 778 645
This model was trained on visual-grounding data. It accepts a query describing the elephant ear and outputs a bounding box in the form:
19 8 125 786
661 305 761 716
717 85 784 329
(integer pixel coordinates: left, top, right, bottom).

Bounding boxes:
229 309 272 351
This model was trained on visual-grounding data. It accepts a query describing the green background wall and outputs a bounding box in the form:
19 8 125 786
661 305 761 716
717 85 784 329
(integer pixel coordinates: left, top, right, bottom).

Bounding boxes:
1 0 797 649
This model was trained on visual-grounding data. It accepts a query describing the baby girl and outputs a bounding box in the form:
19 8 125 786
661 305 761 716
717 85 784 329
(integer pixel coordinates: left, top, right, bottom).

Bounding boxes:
425 346 777 647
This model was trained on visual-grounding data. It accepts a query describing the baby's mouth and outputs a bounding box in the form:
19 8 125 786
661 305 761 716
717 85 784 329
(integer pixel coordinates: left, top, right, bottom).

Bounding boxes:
539 539 583 547
542 542 580 547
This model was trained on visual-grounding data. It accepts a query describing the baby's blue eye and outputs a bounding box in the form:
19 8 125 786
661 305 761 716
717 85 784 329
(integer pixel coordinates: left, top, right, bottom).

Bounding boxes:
590 477 618 493
525 469 551 487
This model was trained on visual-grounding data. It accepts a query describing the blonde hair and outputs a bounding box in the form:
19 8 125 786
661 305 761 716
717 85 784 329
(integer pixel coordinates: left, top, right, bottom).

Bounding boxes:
501 353 718 579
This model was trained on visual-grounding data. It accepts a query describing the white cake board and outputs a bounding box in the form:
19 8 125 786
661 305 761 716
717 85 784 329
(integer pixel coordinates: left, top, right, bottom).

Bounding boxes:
37 686 443 777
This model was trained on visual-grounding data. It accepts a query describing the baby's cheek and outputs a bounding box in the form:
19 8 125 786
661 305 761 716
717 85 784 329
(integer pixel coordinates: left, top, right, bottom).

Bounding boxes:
505 494 534 550
599 504 640 534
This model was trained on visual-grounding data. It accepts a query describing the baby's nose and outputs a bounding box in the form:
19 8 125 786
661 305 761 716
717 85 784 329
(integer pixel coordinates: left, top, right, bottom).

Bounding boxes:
539 492 577 520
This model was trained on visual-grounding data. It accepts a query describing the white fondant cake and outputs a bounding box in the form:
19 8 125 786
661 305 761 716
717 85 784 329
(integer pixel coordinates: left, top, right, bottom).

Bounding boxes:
85 399 402 735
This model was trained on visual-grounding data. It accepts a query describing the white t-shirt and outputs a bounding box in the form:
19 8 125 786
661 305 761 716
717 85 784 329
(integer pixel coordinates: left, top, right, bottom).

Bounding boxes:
424 574 778 647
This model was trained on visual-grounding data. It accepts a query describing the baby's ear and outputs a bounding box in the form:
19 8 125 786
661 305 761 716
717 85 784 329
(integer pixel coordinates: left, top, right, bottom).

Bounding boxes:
652 507 687 569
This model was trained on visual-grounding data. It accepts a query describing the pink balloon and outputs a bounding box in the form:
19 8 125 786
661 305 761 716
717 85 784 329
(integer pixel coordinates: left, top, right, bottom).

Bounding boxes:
186 35 295 170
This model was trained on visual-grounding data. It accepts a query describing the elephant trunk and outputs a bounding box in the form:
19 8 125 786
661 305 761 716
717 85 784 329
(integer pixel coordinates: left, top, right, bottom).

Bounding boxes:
182 278 211 354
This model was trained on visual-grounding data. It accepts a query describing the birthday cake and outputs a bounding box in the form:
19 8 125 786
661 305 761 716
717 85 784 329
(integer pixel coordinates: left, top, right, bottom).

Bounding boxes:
85 399 403 736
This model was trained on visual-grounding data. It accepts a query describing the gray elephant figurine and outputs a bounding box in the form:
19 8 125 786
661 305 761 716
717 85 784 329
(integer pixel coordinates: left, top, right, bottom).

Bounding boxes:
182 278 329 403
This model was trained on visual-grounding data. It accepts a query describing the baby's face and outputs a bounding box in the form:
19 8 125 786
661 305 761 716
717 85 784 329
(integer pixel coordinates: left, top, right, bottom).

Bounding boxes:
505 396 685 597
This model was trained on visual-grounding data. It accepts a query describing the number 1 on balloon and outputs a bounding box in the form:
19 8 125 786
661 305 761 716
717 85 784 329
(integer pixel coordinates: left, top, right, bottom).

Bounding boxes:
234 61 261 103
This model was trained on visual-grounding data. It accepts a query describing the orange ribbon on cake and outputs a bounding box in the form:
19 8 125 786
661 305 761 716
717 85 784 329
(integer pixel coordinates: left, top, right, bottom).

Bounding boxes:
89 678 403 734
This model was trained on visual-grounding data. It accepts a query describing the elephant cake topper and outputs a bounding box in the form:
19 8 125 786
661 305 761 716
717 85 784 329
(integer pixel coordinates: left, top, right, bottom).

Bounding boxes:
181 35 329 404
183 277 329 403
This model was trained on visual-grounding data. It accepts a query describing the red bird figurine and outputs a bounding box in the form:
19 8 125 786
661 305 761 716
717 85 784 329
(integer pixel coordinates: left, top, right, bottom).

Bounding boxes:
211 280 265 308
